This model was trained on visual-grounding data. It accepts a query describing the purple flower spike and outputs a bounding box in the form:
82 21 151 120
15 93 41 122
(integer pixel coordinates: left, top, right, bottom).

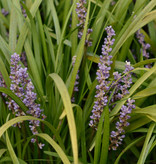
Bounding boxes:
4 53 46 149
88 26 135 149
136 30 151 68
89 26 115 129
109 98 135 150
76 0 93 47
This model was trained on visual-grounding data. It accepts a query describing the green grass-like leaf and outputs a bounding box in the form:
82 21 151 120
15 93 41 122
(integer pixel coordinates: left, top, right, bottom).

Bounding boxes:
137 122 155 164
47 73 78 164
36 133 70 164
6 131 20 164
114 136 145 164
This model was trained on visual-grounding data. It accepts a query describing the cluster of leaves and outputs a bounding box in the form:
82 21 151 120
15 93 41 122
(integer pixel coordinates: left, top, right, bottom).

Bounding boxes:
0 0 156 163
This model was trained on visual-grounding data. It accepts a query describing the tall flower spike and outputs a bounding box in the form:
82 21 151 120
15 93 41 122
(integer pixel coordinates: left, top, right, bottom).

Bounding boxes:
89 26 115 129
76 0 93 47
7 53 27 121
6 53 46 148
109 98 135 150
136 30 151 68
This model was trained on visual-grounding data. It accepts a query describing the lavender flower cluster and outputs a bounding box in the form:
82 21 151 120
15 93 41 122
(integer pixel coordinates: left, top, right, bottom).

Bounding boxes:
71 56 79 103
89 26 135 150
136 29 151 68
89 26 115 128
76 0 93 47
2 53 45 149
110 99 135 150
6 53 27 121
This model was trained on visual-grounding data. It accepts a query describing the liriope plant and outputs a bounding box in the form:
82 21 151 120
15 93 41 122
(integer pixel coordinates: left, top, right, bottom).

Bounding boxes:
0 0 156 164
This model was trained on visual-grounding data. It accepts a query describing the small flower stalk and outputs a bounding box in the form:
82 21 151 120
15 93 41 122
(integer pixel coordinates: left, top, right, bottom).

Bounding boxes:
21 3 27 18
136 29 151 68
111 61 134 103
76 0 93 47
0 73 5 88
0 73 7 97
3 53 45 148
71 55 79 103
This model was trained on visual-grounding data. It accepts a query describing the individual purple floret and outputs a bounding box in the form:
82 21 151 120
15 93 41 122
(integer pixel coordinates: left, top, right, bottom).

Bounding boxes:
89 26 115 129
1 8 9 16
136 30 151 68
76 0 93 47
71 56 79 103
5 53 46 148
38 143 45 149
109 98 135 150
111 1 116 6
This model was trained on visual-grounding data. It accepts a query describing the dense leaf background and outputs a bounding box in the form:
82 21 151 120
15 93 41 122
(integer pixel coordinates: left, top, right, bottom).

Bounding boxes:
0 0 156 163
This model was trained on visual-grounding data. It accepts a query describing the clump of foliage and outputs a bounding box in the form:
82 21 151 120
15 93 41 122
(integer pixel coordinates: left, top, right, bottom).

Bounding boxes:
0 0 156 164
